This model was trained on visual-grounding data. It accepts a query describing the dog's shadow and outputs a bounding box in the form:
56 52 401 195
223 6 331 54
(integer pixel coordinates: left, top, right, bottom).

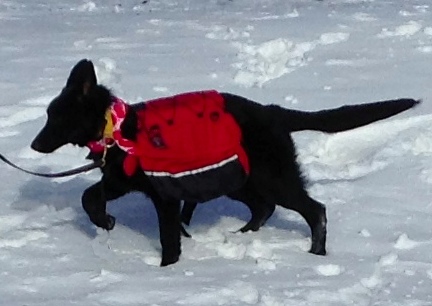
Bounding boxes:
12 174 100 237
12 175 310 241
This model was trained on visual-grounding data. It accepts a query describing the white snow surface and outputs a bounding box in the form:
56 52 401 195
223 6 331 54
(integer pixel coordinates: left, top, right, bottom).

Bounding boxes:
1 0 432 305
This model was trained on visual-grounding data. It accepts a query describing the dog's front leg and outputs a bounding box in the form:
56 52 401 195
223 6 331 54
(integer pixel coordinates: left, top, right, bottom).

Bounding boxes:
81 181 126 230
153 197 182 266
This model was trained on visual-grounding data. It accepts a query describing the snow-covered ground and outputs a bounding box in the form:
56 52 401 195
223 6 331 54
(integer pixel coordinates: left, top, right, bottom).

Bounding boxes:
1 0 432 305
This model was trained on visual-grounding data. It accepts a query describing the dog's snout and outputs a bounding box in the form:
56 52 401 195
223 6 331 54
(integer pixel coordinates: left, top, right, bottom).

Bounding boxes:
31 134 57 154
31 138 44 153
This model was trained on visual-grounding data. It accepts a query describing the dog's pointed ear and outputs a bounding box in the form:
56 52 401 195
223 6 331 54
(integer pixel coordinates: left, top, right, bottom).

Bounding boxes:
66 59 97 95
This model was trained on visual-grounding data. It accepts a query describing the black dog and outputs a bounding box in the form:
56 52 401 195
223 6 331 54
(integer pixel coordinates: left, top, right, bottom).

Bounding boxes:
31 59 419 266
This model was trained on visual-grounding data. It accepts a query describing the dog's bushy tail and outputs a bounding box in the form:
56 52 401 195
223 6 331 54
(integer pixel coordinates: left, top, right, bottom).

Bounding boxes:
282 98 420 133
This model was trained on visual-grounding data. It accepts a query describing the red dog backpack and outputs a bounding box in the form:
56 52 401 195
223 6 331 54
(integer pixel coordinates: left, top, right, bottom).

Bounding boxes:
101 90 250 202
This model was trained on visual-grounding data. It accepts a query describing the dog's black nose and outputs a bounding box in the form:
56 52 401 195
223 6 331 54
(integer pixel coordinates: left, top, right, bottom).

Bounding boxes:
31 139 43 152
31 139 52 153
30 135 62 153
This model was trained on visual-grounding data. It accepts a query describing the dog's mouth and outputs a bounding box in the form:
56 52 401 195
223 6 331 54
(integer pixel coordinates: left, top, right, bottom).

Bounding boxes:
30 129 69 153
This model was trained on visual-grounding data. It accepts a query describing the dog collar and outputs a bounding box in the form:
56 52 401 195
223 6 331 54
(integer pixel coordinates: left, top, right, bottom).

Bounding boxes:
103 107 114 139
87 97 137 155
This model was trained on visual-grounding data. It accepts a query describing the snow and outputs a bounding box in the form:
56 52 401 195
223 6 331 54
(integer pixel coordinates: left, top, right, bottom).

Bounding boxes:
233 38 316 87
1 0 432 305
378 21 423 38
315 264 344 276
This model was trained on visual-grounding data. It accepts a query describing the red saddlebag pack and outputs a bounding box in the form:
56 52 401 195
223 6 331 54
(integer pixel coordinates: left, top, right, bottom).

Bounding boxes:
127 90 250 202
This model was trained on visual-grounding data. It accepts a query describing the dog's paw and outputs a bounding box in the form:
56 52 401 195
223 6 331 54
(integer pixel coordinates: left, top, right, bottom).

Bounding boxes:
160 254 180 267
103 214 116 230
237 216 269 233
160 247 181 266
309 246 326 256
309 238 326 256
91 214 116 231
237 222 261 233
181 225 192 238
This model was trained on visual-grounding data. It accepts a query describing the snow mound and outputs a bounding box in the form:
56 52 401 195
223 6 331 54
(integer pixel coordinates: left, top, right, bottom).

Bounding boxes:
232 38 315 87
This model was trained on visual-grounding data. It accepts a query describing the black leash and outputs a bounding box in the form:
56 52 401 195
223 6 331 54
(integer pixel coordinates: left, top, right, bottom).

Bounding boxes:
0 153 104 178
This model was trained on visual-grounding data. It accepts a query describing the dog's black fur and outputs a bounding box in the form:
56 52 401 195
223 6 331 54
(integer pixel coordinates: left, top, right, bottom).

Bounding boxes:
31 59 419 266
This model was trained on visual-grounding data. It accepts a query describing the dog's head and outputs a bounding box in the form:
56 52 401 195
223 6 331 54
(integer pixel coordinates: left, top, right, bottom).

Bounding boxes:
31 59 112 153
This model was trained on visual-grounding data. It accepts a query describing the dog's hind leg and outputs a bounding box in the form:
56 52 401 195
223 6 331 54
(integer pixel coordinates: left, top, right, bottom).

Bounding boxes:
258 132 327 255
278 194 327 255
82 181 127 231
270 169 327 254
272 165 327 255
